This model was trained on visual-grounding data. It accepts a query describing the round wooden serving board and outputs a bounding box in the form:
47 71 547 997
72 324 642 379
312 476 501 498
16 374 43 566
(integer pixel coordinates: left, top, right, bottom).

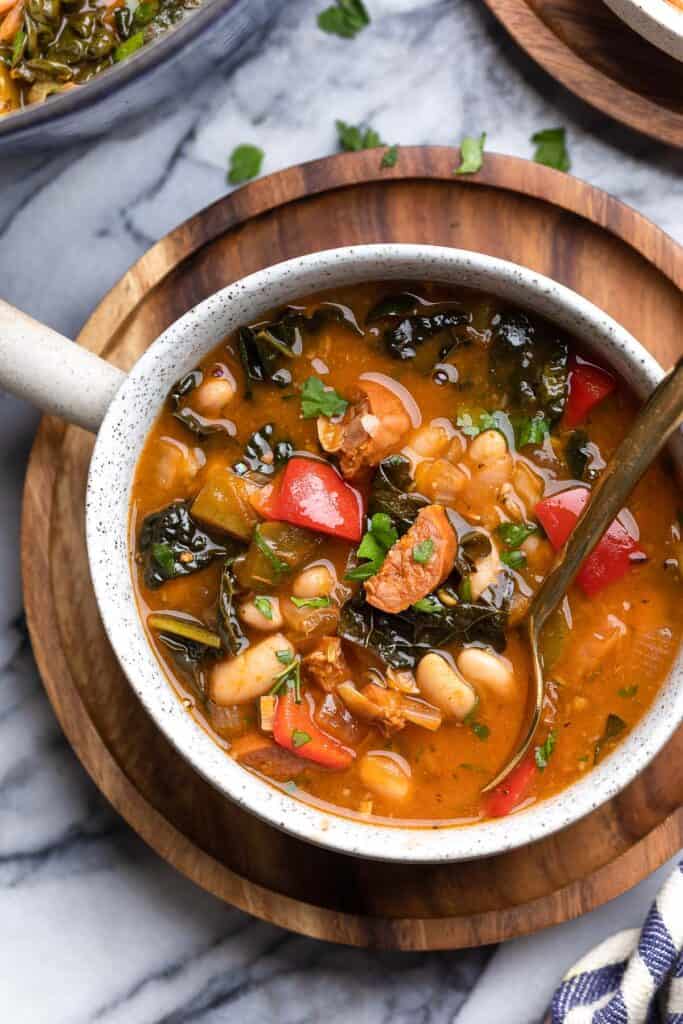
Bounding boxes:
22 149 683 950
481 0 683 148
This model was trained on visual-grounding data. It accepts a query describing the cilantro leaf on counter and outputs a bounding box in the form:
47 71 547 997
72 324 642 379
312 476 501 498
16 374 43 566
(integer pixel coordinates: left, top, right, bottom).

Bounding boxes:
531 127 570 172
455 133 486 174
318 0 369 38
227 144 264 185
336 119 384 152
381 144 399 169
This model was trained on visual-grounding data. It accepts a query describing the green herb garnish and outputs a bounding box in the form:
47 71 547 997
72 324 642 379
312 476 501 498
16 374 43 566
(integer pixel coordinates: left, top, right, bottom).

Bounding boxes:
283 780 298 794
412 595 444 615
227 144 264 185
459 576 473 602
501 549 526 571
318 0 369 37
531 127 570 172
618 685 638 699
594 713 626 763
300 376 348 419
254 596 273 620
11 28 26 67
133 0 159 25
456 410 507 438
470 720 490 741
253 525 290 578
270 655 302 702
336 119 384 152
292 729 312 748
496 522 537 549
151 542 175 578
514 414 549 449
535 730 557 770
455 132 486 175
412 539 434 564
291 596 332 609
276 650 294 666
381 144 399 169
346 512 398 581
114 31 145 62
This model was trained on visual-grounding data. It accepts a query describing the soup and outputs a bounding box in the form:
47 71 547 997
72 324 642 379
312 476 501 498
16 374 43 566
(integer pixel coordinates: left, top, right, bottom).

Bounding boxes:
0 0 199 115
130 282 682 825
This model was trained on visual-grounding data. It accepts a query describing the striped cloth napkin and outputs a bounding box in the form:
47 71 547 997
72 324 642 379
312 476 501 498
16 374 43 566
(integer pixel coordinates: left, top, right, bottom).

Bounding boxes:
549 861 683 1023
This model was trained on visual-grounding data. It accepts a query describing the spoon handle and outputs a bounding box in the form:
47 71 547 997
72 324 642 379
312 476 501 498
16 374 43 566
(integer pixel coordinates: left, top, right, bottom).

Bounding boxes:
531 356 683 634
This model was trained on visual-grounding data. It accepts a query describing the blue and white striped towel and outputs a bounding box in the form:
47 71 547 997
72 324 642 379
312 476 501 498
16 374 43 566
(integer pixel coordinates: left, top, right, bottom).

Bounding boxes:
551 861 683 1023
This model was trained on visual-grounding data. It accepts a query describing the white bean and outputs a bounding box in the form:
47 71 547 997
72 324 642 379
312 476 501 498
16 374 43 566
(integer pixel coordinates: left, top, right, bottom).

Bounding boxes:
416 653 477 720
210 634 294 705
457 647 515 699
238 596 283 631
292 564 334 599
359 752 412 802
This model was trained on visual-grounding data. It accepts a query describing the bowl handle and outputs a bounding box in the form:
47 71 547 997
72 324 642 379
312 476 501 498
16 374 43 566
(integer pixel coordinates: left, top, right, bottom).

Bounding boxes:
0 299 126 433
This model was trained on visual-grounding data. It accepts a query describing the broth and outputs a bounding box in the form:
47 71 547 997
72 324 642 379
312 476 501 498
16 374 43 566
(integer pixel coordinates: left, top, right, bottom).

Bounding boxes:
130 282 682 825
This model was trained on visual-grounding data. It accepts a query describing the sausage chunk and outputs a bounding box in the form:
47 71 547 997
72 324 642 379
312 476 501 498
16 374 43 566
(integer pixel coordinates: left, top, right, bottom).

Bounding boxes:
231 733 305 781
364 505 457 614
318 379 411 480
302 636 350 692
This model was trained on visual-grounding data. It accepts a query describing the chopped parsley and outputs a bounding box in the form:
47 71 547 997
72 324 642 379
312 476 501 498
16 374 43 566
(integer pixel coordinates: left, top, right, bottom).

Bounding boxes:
276 650 294 666
618 685 638 699
318 0 369 38
283 780 298 794
496 522 538 549
346 512 398 581
455 132 486 175
412 595 443 615
535 730 557 770
270 656 302 702
381 144 399 169
501 549 526 571
292 729 312 748
412 539 434 564
470 720 490 741
531 127 570 172
514 414 549 449
456 410 507 438
254 596 273 620
151 542 175 577
291 596 332 609
114 31 144 62
336 119 384 152
11 28 25 67
253 525 290 578
594 713 626 763
300 376 348 419
227 144 264 185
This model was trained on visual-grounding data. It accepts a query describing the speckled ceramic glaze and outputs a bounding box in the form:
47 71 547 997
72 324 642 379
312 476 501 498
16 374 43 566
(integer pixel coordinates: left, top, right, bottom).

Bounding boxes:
603 0 683 61
84 245 683 863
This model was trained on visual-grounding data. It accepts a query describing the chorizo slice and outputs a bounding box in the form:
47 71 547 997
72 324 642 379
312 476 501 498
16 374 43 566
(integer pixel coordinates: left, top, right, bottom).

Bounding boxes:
318 379 411 480
230 733 305 781
364 505 457 614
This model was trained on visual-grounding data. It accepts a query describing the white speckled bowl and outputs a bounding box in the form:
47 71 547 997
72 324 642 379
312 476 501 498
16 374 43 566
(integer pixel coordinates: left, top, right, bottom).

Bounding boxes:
2 245 681 862
603 0 683 61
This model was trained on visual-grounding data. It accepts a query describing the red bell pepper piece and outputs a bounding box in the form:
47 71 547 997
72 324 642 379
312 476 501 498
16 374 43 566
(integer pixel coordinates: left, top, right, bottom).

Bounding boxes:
564 357 616 429
535 487 645 596
485 753 537 818
260 456 364 542
273 692 355 770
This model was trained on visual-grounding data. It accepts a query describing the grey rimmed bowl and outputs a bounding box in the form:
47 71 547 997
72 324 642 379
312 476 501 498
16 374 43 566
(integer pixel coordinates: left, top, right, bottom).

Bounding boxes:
1 244 681 863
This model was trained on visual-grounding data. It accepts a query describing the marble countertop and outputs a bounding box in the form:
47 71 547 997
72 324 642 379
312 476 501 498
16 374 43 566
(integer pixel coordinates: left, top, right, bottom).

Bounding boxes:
1 1 681 1021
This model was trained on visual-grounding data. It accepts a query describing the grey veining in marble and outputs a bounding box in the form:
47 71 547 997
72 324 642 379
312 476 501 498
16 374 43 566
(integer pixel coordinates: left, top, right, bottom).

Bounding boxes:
0 0 681 1021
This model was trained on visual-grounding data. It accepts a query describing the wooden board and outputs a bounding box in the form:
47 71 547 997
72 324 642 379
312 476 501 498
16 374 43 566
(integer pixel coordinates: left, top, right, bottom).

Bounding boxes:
22 149 683 950
482 0 683 148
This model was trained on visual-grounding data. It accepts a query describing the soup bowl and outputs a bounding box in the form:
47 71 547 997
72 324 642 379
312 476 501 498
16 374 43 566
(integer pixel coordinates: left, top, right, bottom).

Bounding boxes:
603 0 683 61
2 244 682 862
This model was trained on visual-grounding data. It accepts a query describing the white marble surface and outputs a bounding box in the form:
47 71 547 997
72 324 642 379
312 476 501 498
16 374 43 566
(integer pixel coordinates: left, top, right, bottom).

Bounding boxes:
1 1 681 1021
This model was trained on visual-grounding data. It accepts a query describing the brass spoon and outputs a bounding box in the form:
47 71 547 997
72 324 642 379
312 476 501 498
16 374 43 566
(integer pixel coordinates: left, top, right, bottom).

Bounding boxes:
482 355 683 794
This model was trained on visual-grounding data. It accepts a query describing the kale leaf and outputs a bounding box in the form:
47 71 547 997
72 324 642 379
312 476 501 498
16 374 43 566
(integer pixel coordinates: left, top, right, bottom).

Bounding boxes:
139 501 232 589
233 423 293 477
489 311 569 422
216 560 249 656
365 293 469 360
170 370 233 437
369 455 429 533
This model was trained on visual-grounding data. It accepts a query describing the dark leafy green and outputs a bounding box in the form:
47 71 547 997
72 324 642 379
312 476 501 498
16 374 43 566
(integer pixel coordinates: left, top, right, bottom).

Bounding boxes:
233 423 293 477
169 370 232 437
489 311 569 422
216 560 248 656
369 455 429 533
139 502 232 589
594 713 626 763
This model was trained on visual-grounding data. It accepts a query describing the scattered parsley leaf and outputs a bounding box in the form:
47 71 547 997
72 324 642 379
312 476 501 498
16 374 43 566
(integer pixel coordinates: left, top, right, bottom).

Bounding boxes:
254 596 273 620
227 144 264 185
151 543 175 577
456 410 507 438
270 656 302 702
594 713 626 763
501 549 526 571
253 525 290 578
531 127 570 172
114 30 144 62
412 595 444 615
346 512 398 580
535 730 557 770
318 0 369 38
459 576 473 602
276 650 294 665
496 522 537 549
381 144 399 169
283 780 298 794
514 414 549 449
412 539 434 564
11 28 25 67
291 595 331 609
300 376 348 419
336 119 384 152
618 685 638 699
471 721 490 741
292 729 312 748
455 132 486 175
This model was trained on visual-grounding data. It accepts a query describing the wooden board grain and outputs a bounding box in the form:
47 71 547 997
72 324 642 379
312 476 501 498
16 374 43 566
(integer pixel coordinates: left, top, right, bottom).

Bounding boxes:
22 149 683 950
482 0 683 148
